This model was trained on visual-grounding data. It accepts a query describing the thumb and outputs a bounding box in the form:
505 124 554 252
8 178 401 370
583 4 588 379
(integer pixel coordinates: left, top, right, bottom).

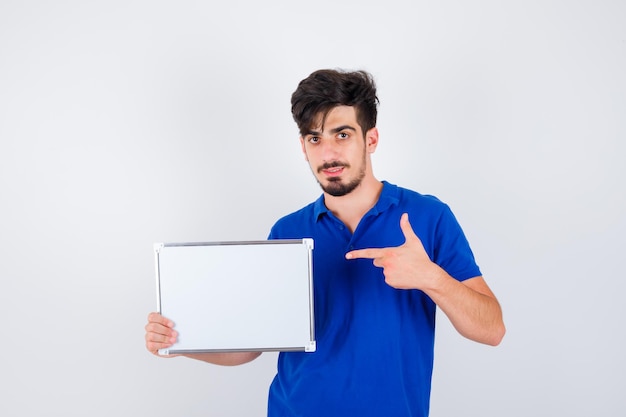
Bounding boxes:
400 213 420 244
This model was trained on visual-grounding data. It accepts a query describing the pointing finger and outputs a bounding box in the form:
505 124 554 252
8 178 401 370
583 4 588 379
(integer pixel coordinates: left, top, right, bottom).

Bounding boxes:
345 247 385 260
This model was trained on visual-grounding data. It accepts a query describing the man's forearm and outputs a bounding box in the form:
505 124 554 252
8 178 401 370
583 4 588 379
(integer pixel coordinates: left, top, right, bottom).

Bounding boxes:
182 351 262 366
425 272 505 346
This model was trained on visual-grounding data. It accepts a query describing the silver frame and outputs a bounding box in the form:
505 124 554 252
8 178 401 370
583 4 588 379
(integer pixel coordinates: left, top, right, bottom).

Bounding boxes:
154 239 316 355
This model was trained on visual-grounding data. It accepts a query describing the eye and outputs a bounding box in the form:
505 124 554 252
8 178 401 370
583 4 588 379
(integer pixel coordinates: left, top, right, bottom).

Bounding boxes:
307 136 320 144
338 132 349 139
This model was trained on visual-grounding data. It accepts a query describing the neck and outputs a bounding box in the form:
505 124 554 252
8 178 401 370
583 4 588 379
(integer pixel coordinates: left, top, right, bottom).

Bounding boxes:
324 176 383 233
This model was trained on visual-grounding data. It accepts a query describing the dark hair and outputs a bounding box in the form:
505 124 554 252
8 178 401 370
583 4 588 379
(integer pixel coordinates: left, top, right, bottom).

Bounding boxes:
291 69 379 137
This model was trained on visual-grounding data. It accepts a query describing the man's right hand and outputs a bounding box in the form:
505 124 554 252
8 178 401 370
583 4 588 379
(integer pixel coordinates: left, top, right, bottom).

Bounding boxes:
144 312 180 357
144 312 262 365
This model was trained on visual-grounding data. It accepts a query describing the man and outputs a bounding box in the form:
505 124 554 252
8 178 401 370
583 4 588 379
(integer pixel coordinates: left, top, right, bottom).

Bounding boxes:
145 69 505 416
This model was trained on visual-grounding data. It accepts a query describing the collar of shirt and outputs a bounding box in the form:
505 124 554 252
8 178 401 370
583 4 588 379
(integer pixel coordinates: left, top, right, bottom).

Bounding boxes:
312 180 400 222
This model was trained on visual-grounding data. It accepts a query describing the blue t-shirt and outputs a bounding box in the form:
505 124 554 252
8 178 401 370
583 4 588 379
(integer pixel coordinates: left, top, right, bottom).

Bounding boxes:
267 181 481 417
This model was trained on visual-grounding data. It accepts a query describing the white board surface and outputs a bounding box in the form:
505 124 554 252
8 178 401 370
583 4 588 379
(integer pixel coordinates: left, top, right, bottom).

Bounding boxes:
154 239 316 355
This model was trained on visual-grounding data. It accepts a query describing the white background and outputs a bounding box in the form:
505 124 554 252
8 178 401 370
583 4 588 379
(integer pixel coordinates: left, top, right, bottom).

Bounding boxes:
1 1 624 416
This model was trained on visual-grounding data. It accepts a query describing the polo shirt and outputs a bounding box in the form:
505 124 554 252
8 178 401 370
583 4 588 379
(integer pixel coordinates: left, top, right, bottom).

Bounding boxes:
267 181 481 417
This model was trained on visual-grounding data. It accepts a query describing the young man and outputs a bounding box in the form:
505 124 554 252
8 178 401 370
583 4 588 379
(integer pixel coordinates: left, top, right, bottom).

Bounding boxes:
145 69 505 416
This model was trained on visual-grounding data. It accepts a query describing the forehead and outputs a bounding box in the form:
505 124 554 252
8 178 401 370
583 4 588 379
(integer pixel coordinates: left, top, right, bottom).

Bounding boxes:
310 105 358 133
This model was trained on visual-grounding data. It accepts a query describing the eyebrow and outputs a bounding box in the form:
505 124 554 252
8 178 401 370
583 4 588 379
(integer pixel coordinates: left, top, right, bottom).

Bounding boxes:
305 125 357 136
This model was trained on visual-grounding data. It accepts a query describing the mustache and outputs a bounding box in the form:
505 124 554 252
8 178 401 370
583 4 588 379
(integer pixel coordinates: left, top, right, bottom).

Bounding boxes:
317 161 350 173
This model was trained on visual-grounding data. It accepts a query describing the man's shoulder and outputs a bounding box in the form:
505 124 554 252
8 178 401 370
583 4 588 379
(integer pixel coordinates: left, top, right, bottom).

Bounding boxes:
275 201 317 224
388 182 449 213
269 200 318 239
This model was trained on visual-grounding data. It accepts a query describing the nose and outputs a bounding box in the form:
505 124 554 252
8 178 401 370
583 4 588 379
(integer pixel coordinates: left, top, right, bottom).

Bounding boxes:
320 137 341 161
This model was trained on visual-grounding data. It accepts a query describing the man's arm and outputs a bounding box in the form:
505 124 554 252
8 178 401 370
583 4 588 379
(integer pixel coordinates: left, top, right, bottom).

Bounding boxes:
421 274 504 346
182 351 262 366
346 213 505 346
144 312 262 365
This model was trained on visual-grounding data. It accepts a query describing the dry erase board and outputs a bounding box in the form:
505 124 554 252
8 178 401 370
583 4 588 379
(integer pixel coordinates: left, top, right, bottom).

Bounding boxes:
154 239 316 355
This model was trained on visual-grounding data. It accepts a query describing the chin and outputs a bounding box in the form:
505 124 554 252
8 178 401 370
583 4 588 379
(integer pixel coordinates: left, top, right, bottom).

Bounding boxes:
320 178 361 197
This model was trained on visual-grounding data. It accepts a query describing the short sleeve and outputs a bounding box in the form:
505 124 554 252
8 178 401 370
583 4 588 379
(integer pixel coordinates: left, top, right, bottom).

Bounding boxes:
432 205 481 282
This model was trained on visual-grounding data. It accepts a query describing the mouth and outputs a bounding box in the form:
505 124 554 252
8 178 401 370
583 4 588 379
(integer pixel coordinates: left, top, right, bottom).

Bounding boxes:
318 162 348 177
321 166 344 177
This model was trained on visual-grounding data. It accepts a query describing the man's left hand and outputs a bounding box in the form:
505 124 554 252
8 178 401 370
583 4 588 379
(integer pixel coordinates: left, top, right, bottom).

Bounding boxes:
345 212 443 290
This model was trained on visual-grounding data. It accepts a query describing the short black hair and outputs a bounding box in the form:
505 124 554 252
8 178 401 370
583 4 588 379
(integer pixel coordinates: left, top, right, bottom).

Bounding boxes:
291 69 379 137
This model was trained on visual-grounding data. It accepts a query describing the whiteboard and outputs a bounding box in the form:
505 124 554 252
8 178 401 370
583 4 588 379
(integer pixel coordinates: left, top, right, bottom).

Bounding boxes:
154 239 316 355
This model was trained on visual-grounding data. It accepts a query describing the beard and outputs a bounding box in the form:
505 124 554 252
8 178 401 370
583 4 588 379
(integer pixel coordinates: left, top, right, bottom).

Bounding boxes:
321 176 364 197
316 157 366 197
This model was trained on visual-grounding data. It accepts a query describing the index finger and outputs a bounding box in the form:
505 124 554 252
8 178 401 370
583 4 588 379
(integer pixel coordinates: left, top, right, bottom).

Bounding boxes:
147 312 174 328
345 248 384 260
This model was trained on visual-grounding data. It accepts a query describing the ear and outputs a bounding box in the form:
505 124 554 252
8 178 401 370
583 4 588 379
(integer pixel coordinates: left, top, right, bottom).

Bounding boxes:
365 127 379 153
299 136 308 161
